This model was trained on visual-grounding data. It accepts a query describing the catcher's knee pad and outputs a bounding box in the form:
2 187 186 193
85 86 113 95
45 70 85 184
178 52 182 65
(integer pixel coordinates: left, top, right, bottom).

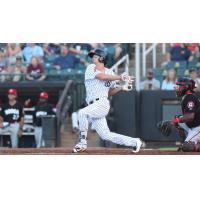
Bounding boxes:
182 142 200 152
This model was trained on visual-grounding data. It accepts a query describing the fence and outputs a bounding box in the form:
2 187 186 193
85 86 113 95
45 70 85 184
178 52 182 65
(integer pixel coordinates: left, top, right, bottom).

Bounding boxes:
111 90 192 142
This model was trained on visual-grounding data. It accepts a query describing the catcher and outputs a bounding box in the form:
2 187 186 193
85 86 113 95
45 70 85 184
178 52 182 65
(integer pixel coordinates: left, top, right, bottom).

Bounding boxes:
158 77 200 152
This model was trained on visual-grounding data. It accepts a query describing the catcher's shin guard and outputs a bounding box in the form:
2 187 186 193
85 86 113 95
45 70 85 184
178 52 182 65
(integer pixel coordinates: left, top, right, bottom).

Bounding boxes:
181 142 200 152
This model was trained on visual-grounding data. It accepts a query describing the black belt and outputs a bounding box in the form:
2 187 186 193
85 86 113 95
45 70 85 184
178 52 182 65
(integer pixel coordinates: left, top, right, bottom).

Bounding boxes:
89 98 100 105
10 122 18 124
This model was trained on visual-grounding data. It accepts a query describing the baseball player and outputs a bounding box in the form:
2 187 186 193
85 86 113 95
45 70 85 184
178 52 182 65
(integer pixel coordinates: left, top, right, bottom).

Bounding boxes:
0 89 24 148
73 48 142 153
172 77 200 151
33 92 55 148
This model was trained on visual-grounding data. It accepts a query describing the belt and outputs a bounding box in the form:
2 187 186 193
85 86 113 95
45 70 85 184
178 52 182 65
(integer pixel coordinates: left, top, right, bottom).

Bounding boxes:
89 98 100 105
9 121 18 124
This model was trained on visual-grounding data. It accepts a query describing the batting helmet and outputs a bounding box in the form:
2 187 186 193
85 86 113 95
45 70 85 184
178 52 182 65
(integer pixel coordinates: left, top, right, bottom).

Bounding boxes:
88 48 107 63
39 91 49 100
175 77 196 97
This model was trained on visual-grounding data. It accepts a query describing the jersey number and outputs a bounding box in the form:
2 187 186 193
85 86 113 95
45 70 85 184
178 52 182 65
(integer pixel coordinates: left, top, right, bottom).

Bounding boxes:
13 114 19 120
105 81 111 87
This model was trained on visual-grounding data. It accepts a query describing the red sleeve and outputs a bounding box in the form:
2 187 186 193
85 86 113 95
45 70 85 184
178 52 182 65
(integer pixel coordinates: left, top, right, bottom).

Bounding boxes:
27 65 31 73
39 64 44 73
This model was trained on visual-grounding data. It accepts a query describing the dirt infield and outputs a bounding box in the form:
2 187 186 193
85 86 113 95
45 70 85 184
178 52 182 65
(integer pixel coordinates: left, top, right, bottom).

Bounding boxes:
0 147 200 155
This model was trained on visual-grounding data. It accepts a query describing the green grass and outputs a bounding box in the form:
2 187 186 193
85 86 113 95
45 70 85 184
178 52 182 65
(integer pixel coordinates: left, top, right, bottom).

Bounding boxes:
158 147 178 151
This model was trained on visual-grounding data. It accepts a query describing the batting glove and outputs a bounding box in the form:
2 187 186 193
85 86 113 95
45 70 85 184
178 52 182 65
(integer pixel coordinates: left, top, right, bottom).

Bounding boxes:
121 82 133 91
120 73 134 81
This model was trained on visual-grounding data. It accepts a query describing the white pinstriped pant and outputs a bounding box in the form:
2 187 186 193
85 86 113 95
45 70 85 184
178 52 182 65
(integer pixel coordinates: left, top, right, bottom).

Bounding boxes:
78 97 138 147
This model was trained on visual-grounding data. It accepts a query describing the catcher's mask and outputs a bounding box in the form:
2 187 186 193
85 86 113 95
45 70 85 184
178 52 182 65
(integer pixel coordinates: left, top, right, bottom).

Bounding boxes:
175 77 196 97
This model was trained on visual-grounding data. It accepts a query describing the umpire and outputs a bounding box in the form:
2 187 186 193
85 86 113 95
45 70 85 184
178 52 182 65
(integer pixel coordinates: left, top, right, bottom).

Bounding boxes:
33 92 54 148
0 89 24 148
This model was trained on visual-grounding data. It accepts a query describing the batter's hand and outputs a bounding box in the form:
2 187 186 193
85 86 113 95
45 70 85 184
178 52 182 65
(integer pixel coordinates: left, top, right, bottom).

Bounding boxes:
120 73 134 82
17 130 23 137
122 83 133 91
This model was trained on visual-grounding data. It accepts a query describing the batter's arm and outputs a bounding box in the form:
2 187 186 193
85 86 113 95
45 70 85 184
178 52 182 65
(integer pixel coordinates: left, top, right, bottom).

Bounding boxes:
96 73 122 81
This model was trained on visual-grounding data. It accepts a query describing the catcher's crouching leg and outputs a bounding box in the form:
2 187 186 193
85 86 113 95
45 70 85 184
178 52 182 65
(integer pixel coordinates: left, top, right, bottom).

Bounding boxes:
181 142 200 152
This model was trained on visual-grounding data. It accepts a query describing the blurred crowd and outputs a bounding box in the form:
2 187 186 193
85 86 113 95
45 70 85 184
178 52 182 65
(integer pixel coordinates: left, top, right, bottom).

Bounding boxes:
0 43 128 82
140 43 200 91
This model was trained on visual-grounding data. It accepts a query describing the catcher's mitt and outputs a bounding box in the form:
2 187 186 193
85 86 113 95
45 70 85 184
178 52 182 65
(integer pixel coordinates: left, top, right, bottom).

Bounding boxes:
157 120 173 137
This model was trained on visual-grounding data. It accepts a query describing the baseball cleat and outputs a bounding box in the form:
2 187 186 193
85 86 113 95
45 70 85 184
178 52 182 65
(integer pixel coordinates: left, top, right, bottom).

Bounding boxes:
132 138 143 153
73 142 87 153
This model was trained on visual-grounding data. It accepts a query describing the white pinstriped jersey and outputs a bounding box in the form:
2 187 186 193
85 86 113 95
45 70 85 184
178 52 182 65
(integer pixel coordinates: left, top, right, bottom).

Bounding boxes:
85 64 117 104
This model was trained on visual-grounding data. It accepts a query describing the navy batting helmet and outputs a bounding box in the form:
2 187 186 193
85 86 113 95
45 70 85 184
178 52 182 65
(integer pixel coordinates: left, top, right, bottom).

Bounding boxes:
88 48 107 63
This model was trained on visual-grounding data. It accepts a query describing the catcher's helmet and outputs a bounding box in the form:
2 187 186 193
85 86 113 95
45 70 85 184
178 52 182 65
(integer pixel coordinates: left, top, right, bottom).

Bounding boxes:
88 48 107 63
175 77 196 97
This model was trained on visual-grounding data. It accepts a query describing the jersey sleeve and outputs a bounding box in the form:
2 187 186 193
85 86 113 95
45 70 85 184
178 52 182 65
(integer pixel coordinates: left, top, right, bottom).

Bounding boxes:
183 95 197 113
85 64 101 80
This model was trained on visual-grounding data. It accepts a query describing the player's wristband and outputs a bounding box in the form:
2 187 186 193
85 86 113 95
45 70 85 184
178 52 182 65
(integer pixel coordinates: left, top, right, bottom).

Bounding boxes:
171 117 182 125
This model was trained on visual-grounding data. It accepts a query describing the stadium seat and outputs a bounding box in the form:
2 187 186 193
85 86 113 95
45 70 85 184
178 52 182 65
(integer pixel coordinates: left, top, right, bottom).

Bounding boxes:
167 61 187 69
47 69 61 81
184 69 190 77
188 61 200 69
75 63 86 70
74 69 85 82
60 69 76 80
156 75 163 84
153 68 165 76
177 68 186 77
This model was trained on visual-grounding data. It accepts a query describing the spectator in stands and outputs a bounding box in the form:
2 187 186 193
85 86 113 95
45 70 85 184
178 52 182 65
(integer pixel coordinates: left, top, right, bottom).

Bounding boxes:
23 43 44 63
167 43 192 62
6 43 23 66
0 51 8 82
69 43 93 55
102 43 123 59
26 56 46 81
140 69 160 90
186 43 200 62
42 43 60 58
189 68 200 91
9 56 26 82
43 43 52 58
161 68 177 90
53 45 82 71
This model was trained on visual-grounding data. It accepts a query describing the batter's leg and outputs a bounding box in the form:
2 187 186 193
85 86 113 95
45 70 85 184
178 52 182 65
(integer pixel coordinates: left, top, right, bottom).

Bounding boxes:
78 100 109 142
73 99 110 153
9 124 19 148
72 112 79 131
93 117 142 152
